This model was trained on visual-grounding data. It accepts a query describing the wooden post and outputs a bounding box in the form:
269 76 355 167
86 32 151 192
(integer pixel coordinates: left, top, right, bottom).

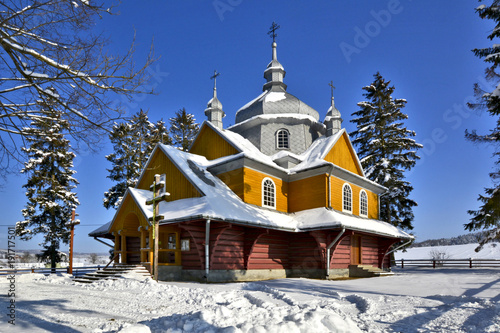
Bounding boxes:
469 258 473 269
67 209 80 276
146 174 170 282
401 259 404 269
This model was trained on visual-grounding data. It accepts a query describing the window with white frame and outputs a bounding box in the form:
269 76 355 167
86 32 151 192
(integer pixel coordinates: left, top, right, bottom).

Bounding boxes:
262 178 276 209
343 184 352 213
360 190 368 217
276 129 290 149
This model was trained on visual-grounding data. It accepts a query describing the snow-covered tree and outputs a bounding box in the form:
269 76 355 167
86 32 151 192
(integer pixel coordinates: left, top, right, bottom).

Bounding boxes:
16 99 79 271
350 72 422 230
464 1 500 250
0 1 155 179
169 108 200 151
104 110 170 209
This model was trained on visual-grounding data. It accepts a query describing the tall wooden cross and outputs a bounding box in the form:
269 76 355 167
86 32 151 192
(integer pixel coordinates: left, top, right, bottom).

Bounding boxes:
146 174 170 281
268 21 280 42
328 81 336 99
210 70 220 89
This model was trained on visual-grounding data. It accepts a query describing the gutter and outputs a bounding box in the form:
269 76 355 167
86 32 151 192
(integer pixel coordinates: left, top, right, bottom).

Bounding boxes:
327 164 335 208
325 227 345 277
205 219 211 281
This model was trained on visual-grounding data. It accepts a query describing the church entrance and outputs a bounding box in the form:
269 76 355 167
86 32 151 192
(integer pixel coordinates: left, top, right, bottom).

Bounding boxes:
126 236 141 264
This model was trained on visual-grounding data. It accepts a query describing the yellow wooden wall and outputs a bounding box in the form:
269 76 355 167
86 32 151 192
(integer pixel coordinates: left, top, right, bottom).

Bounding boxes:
217 168 244 200
242 168 288 213
330 176 378 219
136 149 201 201
324 132 363 176
189 125 239 160
110 194 148 234
288 174 328 213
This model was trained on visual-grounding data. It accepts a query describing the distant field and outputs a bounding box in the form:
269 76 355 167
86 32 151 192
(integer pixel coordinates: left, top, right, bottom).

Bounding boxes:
396 243 500 260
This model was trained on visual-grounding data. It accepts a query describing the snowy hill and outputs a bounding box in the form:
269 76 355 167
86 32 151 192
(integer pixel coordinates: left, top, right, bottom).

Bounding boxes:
396 243 500 260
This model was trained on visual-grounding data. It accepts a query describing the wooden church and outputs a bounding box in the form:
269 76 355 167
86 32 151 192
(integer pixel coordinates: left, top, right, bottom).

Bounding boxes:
90 33 412 282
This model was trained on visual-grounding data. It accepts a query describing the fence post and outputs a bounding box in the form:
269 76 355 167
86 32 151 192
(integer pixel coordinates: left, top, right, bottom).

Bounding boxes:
469 258 473 269
433 260 436 269
401 259 404 269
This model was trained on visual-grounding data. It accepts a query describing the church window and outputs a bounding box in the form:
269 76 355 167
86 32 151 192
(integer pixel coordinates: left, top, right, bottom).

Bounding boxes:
343 184 352 213
276 129 290 149
360 190 368 217
262 178 276 209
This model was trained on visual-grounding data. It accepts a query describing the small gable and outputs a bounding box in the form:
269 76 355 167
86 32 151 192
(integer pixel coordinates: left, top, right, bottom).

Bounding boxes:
109 192 149 234
136 147 202 201
324 132 364 176
189 122 239 160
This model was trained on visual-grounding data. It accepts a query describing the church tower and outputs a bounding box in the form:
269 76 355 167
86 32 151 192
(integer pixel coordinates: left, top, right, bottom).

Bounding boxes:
229 22 325 159
204 70 225 130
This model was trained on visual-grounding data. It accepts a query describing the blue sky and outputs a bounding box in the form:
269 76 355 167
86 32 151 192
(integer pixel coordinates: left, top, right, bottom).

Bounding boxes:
0 0 496 254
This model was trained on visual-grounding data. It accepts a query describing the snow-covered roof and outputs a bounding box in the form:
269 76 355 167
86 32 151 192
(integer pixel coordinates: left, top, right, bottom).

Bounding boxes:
91 144 411 240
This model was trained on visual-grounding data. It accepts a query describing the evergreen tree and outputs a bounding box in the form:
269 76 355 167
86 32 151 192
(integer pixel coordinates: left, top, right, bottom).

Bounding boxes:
103 110 170 209
350 72 422 230
15 101 79 272
464 1 500 250
169 108 200 151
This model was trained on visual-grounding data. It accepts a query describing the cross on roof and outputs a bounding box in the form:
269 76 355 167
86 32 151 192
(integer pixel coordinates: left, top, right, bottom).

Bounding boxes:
328 81 336 99
211 70 220 88
268 22 280 42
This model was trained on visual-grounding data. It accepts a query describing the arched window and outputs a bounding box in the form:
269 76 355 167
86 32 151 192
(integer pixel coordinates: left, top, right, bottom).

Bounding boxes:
360 190 368 217
276 129 290 149
262 178 276 209
343 184 352 213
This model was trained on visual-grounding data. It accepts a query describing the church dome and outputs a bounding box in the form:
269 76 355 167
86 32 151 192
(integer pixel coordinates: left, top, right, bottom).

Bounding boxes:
234 41 319 124
235 90 320 124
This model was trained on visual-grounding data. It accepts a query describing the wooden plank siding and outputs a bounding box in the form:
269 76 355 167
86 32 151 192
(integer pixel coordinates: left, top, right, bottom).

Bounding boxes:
243 168 288 213
217 168 244 200
189 124 239 160
247 230 290 270
210 225 246 270
180 228 203 269
289 233 323 270
288 174 327 213
330 236 351 269
324 132 363 176
330 176 378 219
136 148 201 201
361 235 379 266
179 222 207 270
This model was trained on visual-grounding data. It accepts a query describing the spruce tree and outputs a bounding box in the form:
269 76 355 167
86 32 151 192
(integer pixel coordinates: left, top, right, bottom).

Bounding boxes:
350 72 422 230
16 102 79 272
464 1 500 250
169 108 200 151
103 110 170 209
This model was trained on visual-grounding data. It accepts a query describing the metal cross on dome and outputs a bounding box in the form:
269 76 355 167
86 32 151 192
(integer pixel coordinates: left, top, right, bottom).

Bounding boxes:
268 22 280 42
329 81 336 99
210 70 220 88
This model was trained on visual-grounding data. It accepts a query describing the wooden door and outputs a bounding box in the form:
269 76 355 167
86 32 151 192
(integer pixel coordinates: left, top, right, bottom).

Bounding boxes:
126 236 141 264
351 235 362 265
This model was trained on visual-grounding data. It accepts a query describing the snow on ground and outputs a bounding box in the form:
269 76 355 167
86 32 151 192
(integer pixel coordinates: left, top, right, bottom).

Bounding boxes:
2 268 500 332
395 243 500 260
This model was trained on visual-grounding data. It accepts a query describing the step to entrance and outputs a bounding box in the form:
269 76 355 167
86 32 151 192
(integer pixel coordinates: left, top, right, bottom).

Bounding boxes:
349 265 394 278
74 264 151 283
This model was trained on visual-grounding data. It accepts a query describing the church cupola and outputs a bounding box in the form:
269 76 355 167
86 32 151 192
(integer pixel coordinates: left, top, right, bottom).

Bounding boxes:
324 81 343 136
204 70 225 129
263 22 287 92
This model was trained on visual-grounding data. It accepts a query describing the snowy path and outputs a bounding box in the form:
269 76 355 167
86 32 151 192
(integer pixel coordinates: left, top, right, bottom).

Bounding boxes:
1 268 500 332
